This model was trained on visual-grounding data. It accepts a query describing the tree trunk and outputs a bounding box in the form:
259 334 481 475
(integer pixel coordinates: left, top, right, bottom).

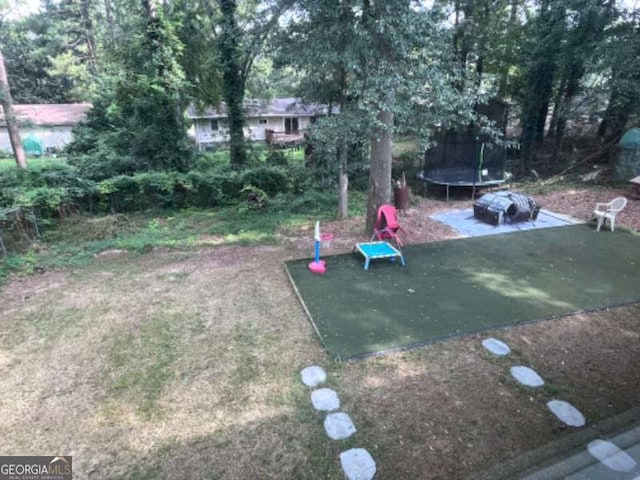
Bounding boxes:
104 0 114 28
0 48 26 169
142 0 157 19
337 146 349 220
598 61 639 144
547 75 566 139
336 65 349 220
365 110 393 234
80 0 97 73
598 89 632 145
219 0 247 167
519 1 564 174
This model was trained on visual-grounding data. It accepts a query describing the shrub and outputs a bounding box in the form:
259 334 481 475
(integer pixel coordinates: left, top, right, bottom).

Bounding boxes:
192 151 231 172
96 171 246 212
239 167 290 197
70 152 141 181
98 173 182 212
184 171 242 207
0 164 97 217
285 190 337 214
265 149 288 167
0 207 40 252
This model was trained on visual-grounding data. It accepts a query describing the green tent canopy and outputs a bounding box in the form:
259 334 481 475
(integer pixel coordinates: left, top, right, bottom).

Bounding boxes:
615 128 640 180
22 134 43 156
619 128 640 149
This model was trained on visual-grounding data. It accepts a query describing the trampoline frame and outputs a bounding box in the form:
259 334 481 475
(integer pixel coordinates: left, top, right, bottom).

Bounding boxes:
418 170 507 201
419 132 508 201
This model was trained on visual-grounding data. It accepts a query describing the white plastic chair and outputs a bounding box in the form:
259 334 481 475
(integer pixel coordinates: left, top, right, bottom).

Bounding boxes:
592 197 627 232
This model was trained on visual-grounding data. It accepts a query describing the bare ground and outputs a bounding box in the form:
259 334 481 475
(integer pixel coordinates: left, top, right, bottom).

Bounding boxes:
0 184 639 479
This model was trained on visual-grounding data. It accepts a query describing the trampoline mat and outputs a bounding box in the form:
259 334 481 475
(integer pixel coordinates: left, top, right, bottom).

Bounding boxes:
422 168 505 186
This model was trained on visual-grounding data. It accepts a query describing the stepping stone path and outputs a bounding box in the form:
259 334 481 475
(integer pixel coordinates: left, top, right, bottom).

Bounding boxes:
311 388 340 411
482 336 589 445
482 337 511 356
324 412 356 440
547 400 586 427
587 439 637 472
340 448 377 480
510 366 545 387
300 365 376 479
301 365 327 387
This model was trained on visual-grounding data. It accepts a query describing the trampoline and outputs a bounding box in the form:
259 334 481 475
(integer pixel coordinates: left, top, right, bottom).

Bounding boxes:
419 130 508 201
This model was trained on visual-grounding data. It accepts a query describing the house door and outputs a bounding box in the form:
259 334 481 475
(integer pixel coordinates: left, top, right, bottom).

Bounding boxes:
284 117 299 133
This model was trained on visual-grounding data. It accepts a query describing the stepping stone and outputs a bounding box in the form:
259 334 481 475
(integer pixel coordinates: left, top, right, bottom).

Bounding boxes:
311 388 340 411
301 365 327 387
510 366 545 387
587 439 637 472
482 338 511 356
340 448 376 480
324 412 356 440
547 400 586 427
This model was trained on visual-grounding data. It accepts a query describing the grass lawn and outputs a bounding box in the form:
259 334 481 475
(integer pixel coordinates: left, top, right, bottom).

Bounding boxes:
286 225 640 358
1 192 640 479
0 156 68 171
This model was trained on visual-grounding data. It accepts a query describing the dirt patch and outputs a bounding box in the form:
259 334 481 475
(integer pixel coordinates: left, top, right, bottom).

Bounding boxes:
0 185 639 479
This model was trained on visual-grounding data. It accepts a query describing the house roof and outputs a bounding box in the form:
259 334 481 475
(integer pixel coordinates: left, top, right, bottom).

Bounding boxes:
187 98 334 119
0 104 91 127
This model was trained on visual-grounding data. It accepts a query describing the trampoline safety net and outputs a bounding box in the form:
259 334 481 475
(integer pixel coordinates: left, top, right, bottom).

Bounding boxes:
421 131 506 187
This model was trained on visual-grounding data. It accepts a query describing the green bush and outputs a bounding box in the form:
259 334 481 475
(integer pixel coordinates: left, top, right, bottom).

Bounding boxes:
265 149 288 167
192 151 231 172
239 167 290 197
285 190 337 214
0 207 40 252
98 173 183 212
96 171 246 212
184 171 242 207
70 152 141 181
0 163 97 217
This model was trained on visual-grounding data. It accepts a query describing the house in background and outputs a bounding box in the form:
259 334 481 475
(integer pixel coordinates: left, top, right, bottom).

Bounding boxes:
0 103 91 154
187 98 334 149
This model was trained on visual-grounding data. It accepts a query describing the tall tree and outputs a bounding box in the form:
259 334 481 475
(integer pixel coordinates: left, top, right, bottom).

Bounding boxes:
0 46 26 169
597 9 640 144
180 0 284 167
547 0 615 141
276 0 363 219
0 6 87 103
67 0 193 174
281 0 488 230
218 0 247 166
361 0 396 233
358 1 487 233
518 0 566 172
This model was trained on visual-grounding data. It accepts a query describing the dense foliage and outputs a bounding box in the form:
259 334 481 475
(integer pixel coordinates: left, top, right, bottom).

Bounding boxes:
0 157 302 216
1 0 639 245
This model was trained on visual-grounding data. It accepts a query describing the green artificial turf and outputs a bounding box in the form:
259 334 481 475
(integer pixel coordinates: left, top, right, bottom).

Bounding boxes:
285 224 640 359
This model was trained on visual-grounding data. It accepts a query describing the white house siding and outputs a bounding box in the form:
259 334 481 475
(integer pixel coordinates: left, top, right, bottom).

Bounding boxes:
194 119 230 144
194 116 313 146
0 126 75 154
246 117 268 141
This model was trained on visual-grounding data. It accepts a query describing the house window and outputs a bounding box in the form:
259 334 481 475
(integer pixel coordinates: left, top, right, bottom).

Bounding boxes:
210 119 219 131
258 119 268 125
284 117 299 133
